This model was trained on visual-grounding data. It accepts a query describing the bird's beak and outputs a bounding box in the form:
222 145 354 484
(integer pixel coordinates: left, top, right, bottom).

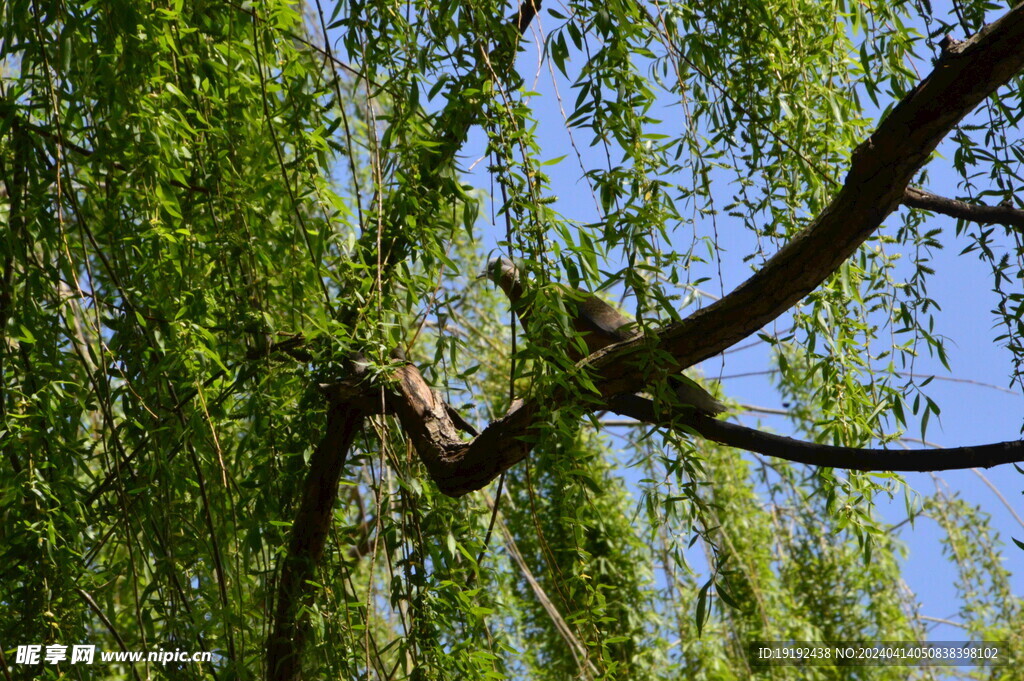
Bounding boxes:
475 269 489 281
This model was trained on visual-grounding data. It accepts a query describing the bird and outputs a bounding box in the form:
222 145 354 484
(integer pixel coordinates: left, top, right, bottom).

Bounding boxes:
479 257 725 415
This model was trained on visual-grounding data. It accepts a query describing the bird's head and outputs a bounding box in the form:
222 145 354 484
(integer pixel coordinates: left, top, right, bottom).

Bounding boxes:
478 256 518 286
477 256 525 303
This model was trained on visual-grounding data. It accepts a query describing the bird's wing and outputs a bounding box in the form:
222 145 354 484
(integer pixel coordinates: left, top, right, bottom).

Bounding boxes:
668 374 725 415
569 291 640 351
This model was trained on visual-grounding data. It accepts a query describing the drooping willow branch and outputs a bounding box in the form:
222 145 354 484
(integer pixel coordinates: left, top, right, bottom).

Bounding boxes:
267 3 543 679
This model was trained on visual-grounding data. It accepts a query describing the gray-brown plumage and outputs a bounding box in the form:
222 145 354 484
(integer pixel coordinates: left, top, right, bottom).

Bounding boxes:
480 257 725 415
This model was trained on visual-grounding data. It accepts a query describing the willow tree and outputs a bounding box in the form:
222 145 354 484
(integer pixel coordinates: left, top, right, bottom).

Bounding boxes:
2 0 1023 680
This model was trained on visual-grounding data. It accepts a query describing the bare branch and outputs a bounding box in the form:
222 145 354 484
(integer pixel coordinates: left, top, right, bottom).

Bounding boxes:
902 186 1024 229
388 363 534 497
605 394 1024 473
393 377 1024 496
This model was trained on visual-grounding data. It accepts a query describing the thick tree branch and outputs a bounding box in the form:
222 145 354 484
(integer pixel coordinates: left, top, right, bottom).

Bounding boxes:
267 402 365 681
902 186 1024 229
388 363 536 496
515 0 540 34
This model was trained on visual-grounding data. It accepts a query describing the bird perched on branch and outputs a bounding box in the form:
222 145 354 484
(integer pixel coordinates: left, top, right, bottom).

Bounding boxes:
479 257 725 416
